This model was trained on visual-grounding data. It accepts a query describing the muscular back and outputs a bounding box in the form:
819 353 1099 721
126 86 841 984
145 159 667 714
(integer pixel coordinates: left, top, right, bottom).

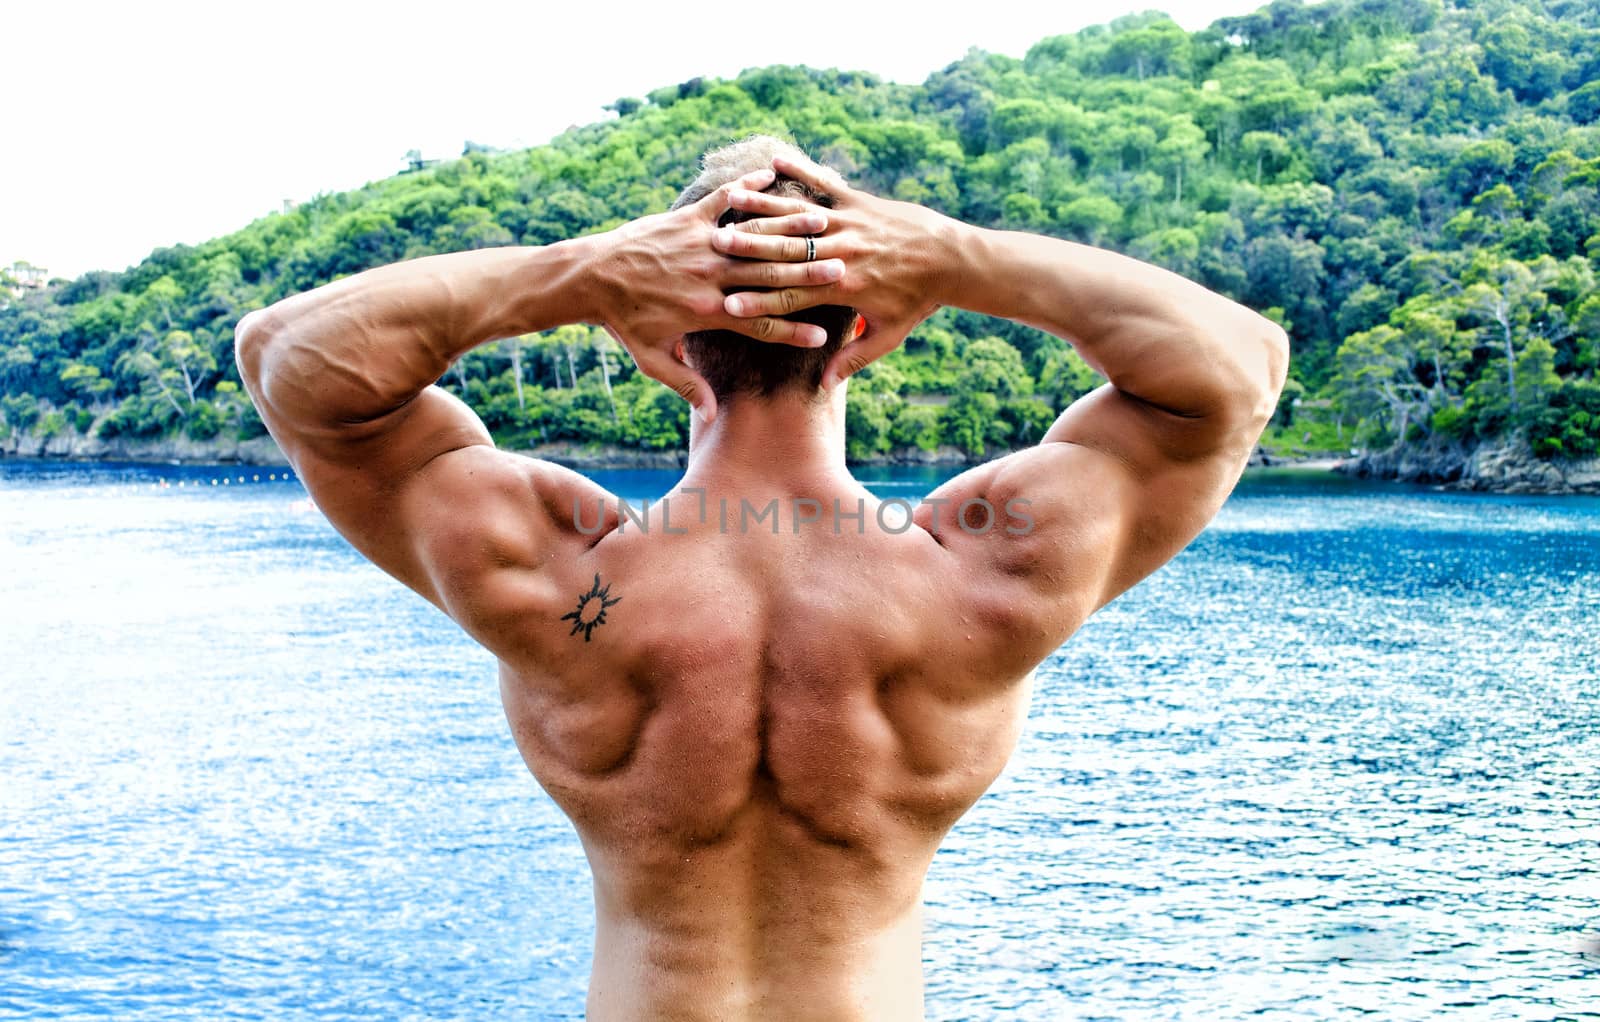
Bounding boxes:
262 366 1255 1021
468 471 1044 1020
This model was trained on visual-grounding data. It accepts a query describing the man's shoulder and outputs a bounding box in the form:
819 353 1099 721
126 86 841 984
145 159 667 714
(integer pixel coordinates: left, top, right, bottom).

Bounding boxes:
903 444 1131 674
398 453 619 627
403 451 590 540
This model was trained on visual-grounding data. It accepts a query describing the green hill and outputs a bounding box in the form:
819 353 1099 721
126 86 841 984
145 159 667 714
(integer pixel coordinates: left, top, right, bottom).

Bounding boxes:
3 0 1598 466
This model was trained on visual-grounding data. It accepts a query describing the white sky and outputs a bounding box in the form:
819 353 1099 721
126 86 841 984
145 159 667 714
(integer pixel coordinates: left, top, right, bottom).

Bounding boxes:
3 0 1263 280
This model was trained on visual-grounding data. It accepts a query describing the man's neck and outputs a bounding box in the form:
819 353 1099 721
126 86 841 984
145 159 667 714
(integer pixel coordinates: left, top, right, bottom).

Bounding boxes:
683 385 850 492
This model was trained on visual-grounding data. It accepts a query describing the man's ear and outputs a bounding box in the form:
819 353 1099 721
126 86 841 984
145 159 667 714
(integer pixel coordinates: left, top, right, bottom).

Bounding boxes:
850 314 866 340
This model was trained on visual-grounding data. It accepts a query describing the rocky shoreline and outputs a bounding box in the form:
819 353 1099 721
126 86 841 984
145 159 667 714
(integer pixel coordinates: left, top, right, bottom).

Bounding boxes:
0 430 982 471
6 429 1596 495
503 440 990 470
0 430 287 466
1334 441 1600 495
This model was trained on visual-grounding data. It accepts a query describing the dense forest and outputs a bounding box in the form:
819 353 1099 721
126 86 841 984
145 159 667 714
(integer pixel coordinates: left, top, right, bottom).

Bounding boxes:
3 0 1599 466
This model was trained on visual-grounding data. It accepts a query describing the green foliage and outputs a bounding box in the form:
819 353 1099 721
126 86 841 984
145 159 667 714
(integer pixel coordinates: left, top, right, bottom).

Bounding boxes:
1526 378 1600 458
1430 403 1471 441
2 393 40 432
890 404 944 452
4 0 1599 462
36 409 66 439
184 399 226 441
68 402 95 432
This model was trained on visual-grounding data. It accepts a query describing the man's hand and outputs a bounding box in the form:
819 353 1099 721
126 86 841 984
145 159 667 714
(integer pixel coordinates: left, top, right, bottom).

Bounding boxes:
590 167 847 422
710 155 962 389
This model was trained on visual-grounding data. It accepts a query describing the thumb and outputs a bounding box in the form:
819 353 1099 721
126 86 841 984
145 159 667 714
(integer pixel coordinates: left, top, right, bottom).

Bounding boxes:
638 348 718 425
822 326 906 390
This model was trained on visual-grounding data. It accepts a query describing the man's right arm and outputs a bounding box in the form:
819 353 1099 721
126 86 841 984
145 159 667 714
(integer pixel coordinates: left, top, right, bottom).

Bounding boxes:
927 226 1288 620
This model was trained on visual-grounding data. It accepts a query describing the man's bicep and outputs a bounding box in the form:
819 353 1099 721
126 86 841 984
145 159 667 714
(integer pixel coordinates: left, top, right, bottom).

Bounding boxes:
909 443 1128 677
1041 382 1240 471
937 384 1252 614
1031 383 1255 606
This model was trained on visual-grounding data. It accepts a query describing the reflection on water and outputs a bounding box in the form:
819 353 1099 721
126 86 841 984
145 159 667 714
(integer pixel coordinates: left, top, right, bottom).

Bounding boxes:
1 460 1597 1019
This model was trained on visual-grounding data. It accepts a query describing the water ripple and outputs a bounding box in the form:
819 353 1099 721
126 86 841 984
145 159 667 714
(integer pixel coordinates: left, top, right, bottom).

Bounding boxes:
2 463 1596 1019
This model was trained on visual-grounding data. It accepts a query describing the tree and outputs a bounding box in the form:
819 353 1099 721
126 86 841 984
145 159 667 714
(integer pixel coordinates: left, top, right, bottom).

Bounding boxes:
545 324 589 391
1214 55 1314 135
1337 283 1396 338
1448 140 1515 200
59 361 113 402
1102 16 1193 80
1057 195 1124 246
1137 227 1202 278
1460 257 1557 420
1 345 37 390
1570 81 1600 125
1037 346 1102 408
1513 335 1561 426
607 97 644 118
1155 119 1208 206
1331 325 1434 445
943 337 1034 455
158 330 217 407
1572 295 1600 372
1244 233 1326 339
593 329 624 425
1240 131 1291 184
844 363 904 459
114 348 186 420
498 335 531 412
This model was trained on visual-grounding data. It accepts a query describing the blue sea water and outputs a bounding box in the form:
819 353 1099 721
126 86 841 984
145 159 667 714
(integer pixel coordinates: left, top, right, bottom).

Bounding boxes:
1 459 1596 1020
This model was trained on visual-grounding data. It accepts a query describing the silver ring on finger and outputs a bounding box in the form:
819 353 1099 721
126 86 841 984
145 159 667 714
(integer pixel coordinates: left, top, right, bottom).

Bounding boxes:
805 236 816 262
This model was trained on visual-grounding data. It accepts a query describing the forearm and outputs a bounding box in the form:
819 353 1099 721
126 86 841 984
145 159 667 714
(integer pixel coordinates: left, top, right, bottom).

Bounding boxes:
945 225 1286 421
235 239 601 426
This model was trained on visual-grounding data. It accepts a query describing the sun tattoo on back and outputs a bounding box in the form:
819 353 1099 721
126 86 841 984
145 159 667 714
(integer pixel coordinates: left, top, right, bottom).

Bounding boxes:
561 573 622 641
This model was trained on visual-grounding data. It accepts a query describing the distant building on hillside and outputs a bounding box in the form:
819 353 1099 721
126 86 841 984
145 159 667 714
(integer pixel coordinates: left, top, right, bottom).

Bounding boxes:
3 261 49 298
401 149 440 174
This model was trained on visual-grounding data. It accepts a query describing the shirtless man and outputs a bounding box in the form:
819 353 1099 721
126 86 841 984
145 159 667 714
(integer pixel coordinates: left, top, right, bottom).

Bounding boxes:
235 136 1287 1020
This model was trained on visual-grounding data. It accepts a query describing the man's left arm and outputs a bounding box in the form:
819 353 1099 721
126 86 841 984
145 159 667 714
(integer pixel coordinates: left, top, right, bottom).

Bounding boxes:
235 168 843 616
235 242 588 615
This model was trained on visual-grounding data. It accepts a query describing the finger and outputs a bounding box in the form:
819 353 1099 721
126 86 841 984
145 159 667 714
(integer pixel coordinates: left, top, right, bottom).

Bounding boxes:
822 329 905 389
772 154 850 197
728 209 828 237
721 259 845 290
732 167 778 193
712 227 823 262
716 312 829 348
696 169 777 219
634 347 717 424
726 189 825 220
723 286 843 322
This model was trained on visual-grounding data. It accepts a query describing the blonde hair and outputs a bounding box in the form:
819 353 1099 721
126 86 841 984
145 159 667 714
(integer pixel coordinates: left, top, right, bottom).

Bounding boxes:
671 135 815 211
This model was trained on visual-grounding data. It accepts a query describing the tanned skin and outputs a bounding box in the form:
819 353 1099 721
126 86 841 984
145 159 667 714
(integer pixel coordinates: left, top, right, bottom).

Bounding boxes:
236 156 1287 1020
